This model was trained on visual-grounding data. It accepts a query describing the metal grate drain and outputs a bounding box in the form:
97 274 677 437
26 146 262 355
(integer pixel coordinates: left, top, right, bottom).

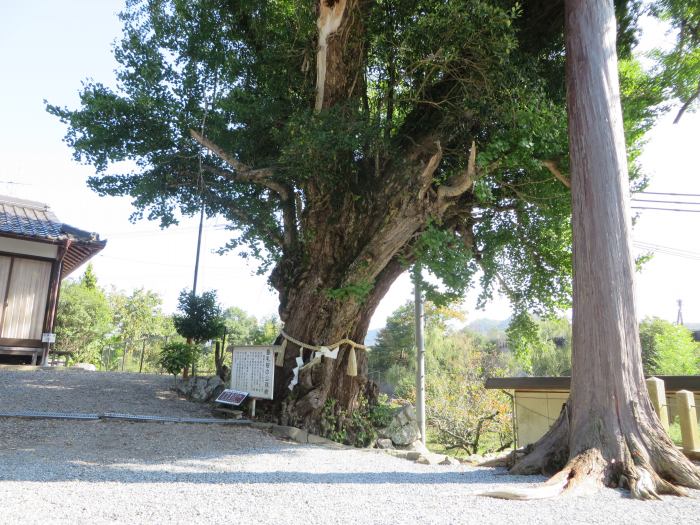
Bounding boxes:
0 410 248 424
0 410 99 420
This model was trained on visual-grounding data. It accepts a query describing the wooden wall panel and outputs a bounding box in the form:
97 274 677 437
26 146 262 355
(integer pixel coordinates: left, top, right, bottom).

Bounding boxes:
1 258 51 340
0 256 10 326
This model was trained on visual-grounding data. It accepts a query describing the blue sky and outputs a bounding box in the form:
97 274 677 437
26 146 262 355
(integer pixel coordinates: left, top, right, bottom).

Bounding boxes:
1 1 699 328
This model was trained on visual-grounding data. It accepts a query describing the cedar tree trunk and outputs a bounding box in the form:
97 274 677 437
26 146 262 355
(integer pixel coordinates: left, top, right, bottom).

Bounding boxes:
505 0 700 499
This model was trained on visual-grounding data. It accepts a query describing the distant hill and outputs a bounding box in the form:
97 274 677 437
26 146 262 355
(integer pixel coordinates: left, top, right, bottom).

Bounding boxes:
467 318 510 335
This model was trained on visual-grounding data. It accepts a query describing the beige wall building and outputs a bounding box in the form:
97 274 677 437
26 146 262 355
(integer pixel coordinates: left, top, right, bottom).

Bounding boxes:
486 376 700 447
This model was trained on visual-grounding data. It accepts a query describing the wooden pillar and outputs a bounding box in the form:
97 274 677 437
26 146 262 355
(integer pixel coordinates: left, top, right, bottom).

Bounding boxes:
41 247 65 366
676 390 700 455
646 377 670 434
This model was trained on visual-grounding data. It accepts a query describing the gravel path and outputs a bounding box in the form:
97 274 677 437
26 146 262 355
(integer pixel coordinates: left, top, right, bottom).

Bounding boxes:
0 368 698 524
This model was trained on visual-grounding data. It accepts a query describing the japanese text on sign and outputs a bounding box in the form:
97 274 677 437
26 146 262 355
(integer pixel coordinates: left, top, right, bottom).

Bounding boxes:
230 346 277 400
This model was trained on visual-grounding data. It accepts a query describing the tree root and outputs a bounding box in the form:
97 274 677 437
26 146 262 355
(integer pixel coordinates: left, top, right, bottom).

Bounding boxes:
480 416 700 501
479 449 603 500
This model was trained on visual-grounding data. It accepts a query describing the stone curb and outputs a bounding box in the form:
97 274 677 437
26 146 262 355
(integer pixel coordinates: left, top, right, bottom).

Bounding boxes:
249 422 349 449
247 421 461 466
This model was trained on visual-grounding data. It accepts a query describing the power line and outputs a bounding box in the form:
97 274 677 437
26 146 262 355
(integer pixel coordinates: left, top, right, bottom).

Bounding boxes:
631 206 700 213
635 241 700 257
632 199 700 206
635 191 700 198
97 253 239 270
634 241 700 261
104 224 228 238
635 241 700 255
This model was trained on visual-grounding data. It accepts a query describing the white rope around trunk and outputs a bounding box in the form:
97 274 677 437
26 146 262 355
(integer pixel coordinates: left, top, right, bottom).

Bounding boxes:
279 330 367 389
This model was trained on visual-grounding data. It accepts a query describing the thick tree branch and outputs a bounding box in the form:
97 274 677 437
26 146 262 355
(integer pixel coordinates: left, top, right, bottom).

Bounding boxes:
192 129 298 248
417 141 443 200
191 129 259 175
437 141 477 200
190 129 292 199
541 159 570 189
673 79 700 124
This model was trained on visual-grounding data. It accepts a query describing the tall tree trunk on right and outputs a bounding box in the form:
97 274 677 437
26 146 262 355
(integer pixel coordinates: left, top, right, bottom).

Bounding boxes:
506 0 700 499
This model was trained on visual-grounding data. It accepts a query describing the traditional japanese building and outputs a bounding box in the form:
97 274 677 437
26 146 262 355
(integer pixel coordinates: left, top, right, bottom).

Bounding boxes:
0 195 106 365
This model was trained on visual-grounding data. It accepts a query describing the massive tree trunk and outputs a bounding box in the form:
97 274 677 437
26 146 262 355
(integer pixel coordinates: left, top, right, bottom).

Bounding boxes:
269 132 445 432
191 1 474 432
505 0 700 499
259 0 469 431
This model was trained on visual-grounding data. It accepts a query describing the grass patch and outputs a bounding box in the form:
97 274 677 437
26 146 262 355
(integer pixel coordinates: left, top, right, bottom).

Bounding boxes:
668 416 683 447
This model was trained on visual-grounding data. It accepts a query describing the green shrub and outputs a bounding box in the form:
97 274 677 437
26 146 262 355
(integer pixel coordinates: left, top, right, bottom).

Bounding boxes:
319 395 395 448
369 394 395 429
159 342 199 377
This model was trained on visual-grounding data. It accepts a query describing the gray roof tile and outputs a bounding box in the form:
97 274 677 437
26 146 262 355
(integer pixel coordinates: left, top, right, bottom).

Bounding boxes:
0 194 100 242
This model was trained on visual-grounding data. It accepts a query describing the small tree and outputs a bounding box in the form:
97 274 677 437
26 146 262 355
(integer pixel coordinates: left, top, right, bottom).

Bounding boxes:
172 289 225 377
159 341 198 379
173 290 226 344
80 263 98 290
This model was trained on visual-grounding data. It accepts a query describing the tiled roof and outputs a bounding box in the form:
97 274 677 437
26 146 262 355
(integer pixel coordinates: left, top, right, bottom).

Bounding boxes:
0 194 106 278
0 194 99 243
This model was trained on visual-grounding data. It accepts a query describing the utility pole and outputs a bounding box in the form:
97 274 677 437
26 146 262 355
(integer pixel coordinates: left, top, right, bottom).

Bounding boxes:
676 299 683 326
192 202 205 296
413 265 426 446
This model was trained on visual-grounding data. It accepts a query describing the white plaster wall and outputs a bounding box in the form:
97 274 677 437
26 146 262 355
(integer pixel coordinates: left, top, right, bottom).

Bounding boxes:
0 237 58 259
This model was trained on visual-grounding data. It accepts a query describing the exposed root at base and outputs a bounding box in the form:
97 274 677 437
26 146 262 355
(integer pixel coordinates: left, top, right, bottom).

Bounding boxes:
480 440 700 500
479 449 604 500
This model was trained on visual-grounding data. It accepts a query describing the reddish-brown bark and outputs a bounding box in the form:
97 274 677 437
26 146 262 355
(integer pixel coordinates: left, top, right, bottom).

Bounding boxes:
505 0 700 499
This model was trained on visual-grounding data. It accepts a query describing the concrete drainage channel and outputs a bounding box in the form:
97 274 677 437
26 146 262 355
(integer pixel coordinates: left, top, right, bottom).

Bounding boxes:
0 410 250 425
0 410 343 447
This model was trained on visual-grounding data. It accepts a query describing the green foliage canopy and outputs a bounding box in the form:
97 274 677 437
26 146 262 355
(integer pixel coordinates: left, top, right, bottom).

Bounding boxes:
110 287 174 343
639 317 700 375
55 279 113 363
173 289 226 343
45 0 686 322
505 311 572 376
223 306 281 345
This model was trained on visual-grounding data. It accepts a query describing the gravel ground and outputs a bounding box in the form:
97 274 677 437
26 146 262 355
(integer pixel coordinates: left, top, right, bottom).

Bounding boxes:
0 368 698 525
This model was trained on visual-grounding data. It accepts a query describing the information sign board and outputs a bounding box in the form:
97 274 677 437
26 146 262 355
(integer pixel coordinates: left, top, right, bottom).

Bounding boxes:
230 346 276 400
41 333 56 343
215 389 249 406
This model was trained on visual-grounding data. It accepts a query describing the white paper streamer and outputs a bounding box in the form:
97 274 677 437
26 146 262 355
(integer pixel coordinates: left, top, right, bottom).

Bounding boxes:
316 346 339 359
289 353 304 390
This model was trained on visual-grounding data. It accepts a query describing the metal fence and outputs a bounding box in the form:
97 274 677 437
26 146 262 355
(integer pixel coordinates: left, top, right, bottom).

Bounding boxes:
97 336 227 376
99 335 171 373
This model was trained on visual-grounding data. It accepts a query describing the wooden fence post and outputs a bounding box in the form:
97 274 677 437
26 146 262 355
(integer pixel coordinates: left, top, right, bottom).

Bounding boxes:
646 377 670 434
139 339 146 373
675 390 700 456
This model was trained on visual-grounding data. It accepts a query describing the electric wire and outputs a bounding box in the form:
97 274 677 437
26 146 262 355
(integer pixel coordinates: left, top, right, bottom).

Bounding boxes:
631 206 700 213
634 191 700 198
633 241 700 261
631 199 700 206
